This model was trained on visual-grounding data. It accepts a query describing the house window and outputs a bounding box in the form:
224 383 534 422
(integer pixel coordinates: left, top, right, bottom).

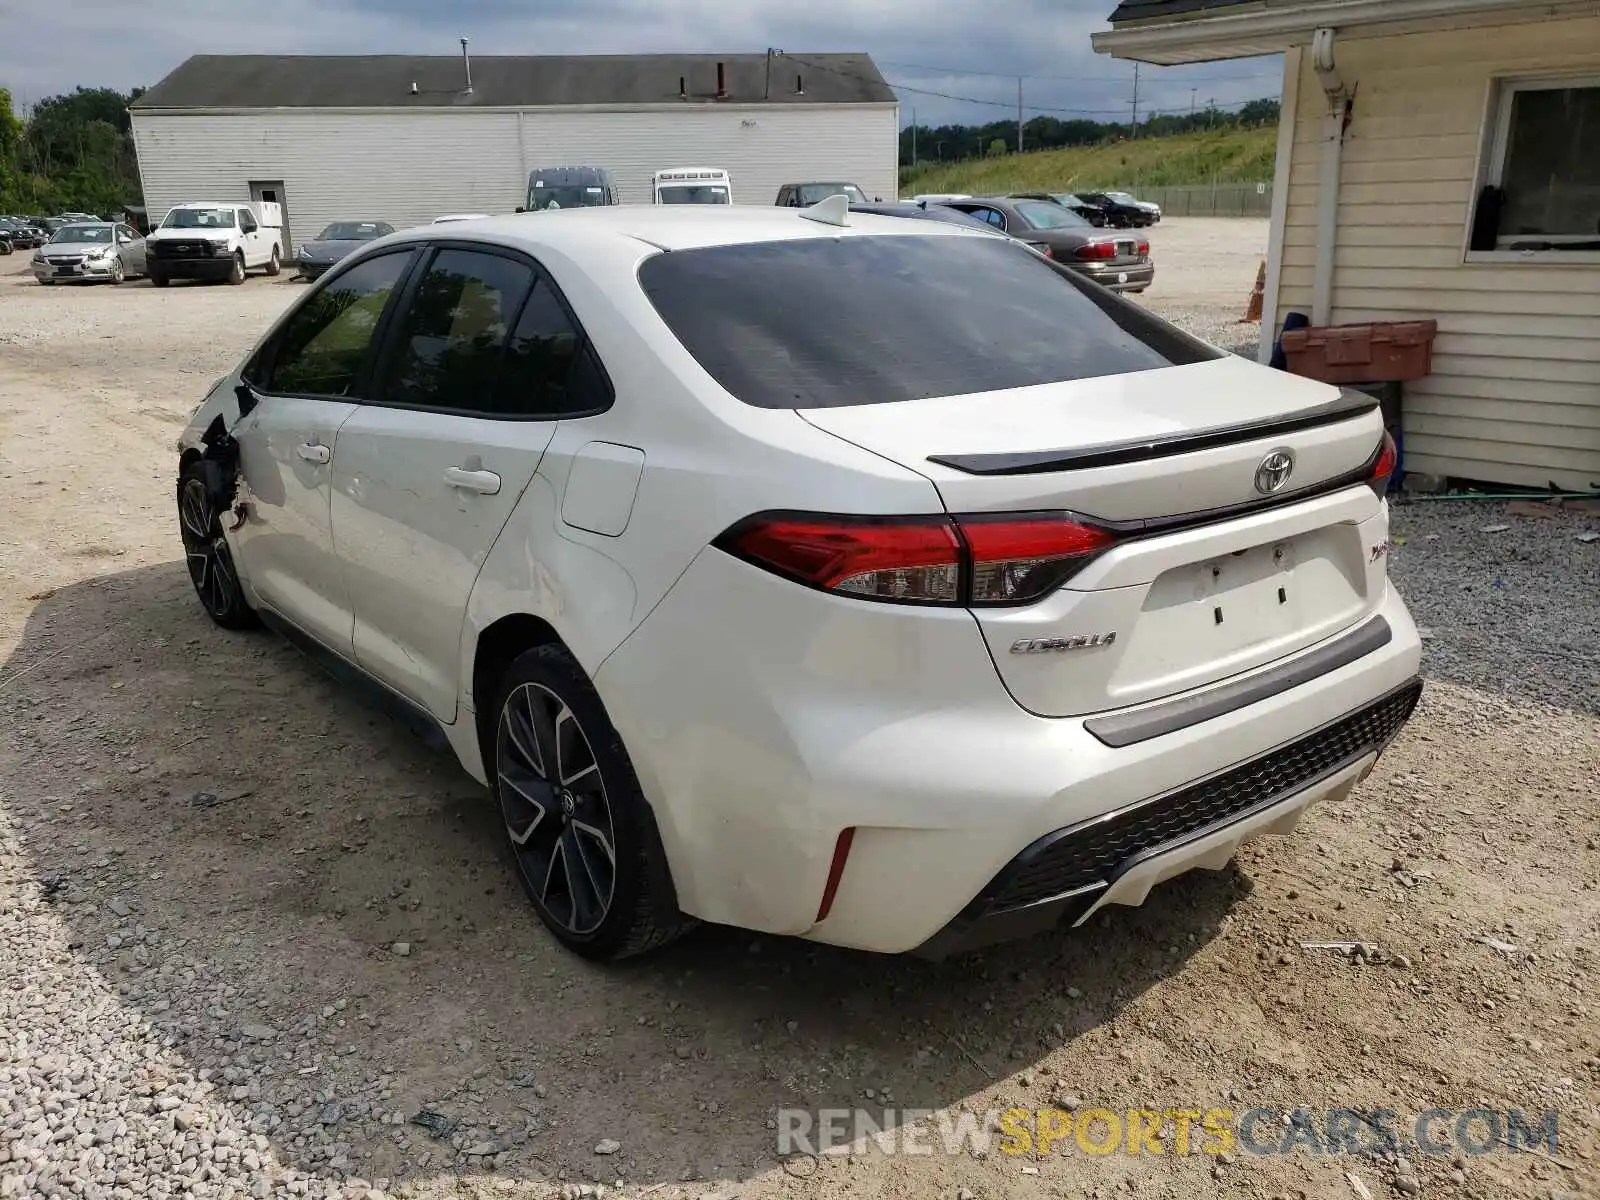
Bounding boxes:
1477 75 1600 253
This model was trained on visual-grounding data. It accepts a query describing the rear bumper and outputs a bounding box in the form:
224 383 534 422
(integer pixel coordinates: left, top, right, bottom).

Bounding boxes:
913 676 1420 958
1071 260 1154 291
596 547 1423 954
298 261 331 279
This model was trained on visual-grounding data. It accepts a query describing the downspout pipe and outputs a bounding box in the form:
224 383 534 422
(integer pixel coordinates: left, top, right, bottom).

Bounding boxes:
1311 27 1353 327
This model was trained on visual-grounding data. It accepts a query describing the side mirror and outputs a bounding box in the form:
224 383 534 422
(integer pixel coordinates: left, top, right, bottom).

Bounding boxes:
234 381 259 419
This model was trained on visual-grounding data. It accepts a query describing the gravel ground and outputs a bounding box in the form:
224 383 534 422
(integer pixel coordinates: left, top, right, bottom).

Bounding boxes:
1 233 1597 1200
1390 500 1600 715
1137 217 1268 358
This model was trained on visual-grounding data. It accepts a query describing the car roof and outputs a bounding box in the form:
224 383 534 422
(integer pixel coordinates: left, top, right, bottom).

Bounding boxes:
393 204 992 254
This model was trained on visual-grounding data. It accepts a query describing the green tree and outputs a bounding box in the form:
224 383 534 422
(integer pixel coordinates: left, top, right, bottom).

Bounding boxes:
1 84 145 215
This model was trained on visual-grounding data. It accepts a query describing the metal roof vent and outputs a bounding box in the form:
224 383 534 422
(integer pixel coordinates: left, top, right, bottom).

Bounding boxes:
460 37 473 94
715 61 728 99
795 74 804 94
410 81 419 95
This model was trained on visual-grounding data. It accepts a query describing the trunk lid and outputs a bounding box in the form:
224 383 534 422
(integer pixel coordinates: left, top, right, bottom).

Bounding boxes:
798 356 1391 718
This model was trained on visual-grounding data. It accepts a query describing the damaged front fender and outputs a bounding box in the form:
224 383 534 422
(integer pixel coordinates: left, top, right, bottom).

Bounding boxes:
194 414 247 531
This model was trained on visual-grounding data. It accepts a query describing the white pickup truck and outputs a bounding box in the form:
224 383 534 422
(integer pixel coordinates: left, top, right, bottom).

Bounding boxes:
145 201 284 287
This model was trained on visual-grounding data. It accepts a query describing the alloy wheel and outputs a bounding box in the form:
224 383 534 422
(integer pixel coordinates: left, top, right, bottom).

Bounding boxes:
179 478 240 618
496 682 618 935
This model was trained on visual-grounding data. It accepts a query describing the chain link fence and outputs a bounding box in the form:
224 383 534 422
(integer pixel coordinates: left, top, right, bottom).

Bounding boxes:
1131 182 1274 218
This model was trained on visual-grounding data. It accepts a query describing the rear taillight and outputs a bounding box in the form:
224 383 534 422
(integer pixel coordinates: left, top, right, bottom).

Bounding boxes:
720 514 961 603
958 514 1121 605
1136 240 1150 256
1367 431 1398 497
1073 242 1117 261
715 511 1119 607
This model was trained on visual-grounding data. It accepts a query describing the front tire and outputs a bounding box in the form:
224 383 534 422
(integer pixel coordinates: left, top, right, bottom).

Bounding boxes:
151 270 168 288
227 252 245 285
108 257 124 285
265 246 281 276
490 644 688 961
177 467 257 630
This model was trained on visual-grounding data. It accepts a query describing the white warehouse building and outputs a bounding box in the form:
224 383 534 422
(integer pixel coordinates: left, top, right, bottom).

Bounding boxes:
129 51 900 253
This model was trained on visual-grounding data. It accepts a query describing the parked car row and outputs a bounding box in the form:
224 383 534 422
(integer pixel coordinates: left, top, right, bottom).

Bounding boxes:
908 189 1161 228
13 180 1152 293
858 195 1154 293
0 216 53 252
24 201 287 287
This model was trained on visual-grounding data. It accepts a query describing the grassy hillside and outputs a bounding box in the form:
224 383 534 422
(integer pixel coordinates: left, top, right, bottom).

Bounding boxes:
900 126 1275 196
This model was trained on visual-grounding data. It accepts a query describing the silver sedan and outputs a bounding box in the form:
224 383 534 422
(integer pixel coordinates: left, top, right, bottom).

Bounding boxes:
32 222 149 285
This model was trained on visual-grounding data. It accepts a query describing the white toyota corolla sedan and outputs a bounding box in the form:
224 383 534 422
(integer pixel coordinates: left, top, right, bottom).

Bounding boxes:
175 199 1422 961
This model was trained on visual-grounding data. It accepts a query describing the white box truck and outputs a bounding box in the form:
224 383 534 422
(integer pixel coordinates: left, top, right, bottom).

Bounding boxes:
145 200 284 287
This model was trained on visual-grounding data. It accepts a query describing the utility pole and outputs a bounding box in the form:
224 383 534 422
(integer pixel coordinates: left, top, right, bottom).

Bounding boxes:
1129 62 1141 138
1017 76 1024 154
765 48 773 101
911 107 917 166
1190 88 1198 116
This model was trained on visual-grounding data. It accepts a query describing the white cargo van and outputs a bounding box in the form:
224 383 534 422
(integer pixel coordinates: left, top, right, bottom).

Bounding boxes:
653 168 732 205
145 201 285 287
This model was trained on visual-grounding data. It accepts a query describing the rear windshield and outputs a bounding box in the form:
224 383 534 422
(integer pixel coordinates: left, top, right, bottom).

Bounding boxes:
528 184 608 210
1014 199 1090 229
797 183 866 204
637 235 1219 409
658 185 729 205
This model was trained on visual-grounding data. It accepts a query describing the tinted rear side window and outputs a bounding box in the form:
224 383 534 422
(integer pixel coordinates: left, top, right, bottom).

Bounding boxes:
637 235 1219 409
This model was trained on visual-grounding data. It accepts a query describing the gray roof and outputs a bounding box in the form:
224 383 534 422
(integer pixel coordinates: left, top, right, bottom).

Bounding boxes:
132 52 895 110
1106 0 1256 23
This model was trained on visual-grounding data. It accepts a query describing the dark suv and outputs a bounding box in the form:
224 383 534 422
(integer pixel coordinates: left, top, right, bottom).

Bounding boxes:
775 182 872 206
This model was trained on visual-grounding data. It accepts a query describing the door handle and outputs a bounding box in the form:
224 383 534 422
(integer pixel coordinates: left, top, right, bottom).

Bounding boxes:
445 466 501 495
296 442 331 464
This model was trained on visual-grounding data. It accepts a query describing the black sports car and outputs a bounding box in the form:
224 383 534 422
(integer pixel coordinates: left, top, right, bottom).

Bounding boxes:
295 220 396 280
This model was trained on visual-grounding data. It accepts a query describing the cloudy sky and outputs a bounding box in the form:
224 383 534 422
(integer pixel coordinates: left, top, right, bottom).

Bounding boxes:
4 0 1282 128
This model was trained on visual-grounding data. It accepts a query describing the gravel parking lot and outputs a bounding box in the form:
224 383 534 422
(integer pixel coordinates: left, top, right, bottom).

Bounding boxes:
1 225 1596 1200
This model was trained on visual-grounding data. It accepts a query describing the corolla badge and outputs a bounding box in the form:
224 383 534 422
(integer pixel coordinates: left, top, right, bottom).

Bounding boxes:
1010 633 1117 654
1254 448 1296 495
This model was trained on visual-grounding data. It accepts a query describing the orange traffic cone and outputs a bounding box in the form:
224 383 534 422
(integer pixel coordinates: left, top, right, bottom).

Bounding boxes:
1243 259 1266 323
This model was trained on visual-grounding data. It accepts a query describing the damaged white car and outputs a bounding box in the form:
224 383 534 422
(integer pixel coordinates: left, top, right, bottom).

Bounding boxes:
175 201 1422 961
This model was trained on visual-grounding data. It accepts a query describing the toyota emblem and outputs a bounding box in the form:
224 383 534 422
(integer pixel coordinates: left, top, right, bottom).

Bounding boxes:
1254 449 1295 495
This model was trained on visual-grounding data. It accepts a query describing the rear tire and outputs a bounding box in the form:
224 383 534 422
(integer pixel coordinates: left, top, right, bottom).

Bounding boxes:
264 246 281 276
227 253 245 285
151 271 168 288
489 644 690 962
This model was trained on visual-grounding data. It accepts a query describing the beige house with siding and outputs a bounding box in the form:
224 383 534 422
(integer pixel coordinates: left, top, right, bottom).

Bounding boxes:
1093 0 1600 491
